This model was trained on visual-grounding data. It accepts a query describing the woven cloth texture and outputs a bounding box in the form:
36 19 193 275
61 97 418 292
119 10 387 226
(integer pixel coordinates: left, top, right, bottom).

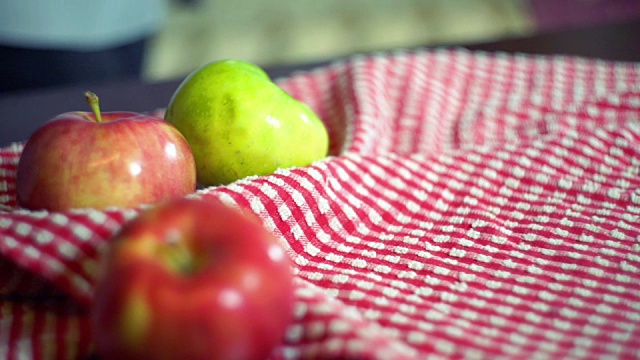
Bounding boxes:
1 49 640 359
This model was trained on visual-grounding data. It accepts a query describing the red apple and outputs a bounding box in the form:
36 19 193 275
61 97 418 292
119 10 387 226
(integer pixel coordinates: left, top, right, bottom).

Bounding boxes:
90 198 295 360
16 92 196 211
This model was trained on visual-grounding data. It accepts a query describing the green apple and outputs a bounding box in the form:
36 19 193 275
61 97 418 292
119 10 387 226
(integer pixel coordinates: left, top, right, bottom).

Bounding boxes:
165 60 329 186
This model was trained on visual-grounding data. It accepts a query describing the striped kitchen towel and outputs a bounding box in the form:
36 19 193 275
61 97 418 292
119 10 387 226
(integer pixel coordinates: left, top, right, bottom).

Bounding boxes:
1 49 639 359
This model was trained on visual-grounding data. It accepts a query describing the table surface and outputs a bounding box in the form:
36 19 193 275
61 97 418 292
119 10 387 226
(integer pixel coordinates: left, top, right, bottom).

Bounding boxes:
2 19 639 148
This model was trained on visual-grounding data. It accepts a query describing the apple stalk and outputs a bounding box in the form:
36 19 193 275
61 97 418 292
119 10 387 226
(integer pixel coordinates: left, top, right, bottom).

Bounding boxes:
85 91 104 123
161 238 201 275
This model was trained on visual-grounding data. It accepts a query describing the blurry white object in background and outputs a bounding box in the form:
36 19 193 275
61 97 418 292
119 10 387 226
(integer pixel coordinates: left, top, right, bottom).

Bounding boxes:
0 0 168 51
0 0 169 92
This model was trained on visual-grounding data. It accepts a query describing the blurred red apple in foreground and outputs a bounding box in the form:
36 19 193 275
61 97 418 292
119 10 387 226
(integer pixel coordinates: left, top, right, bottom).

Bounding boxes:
91 198 295 360
16 92 196 211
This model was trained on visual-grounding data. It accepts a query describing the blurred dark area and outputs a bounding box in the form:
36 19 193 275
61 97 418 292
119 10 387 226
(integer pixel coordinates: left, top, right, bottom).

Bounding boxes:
0 0 639 95
0 40 147 93
528 0 640 31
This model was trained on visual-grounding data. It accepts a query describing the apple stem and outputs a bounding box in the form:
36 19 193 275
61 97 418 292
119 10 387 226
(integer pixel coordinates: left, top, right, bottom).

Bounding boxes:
85 91 103 123
162 232 199 275
168 248 198 275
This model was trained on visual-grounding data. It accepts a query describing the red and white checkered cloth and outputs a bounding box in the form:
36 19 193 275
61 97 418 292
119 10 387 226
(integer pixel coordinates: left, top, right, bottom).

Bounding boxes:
1 49 640 359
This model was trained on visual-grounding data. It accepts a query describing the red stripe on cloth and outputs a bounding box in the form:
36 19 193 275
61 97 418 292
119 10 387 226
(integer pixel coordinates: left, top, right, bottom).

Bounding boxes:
0 299 92 360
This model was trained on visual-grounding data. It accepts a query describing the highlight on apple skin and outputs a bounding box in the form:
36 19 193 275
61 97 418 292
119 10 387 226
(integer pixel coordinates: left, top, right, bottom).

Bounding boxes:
16 92 197 211
90 198 295 360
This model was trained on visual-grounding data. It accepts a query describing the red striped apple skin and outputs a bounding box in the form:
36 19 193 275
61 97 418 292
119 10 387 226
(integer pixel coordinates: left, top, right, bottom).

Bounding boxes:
16 111 196 211
91 198 295 360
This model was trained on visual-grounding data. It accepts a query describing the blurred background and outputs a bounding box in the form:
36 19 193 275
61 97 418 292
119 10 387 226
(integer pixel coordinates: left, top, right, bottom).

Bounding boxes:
1 0 640 93
144 0 533 81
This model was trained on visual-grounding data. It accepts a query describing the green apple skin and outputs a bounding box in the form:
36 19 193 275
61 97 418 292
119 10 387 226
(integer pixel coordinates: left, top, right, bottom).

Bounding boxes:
165 60 329 186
